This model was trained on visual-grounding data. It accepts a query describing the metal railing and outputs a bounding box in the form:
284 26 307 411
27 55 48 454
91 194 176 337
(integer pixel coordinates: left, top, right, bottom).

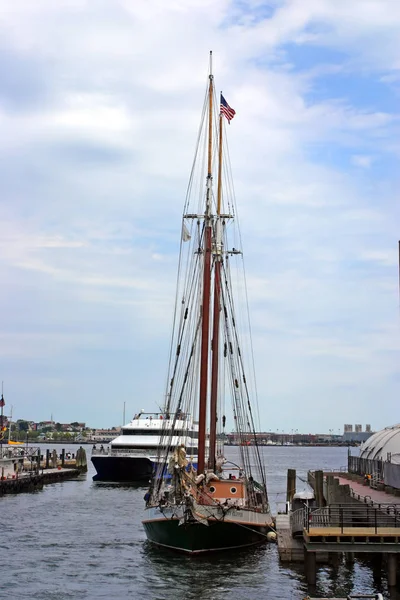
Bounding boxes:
305 503 400 533
91 448 151 456
291 508 306 536
348 455 384 480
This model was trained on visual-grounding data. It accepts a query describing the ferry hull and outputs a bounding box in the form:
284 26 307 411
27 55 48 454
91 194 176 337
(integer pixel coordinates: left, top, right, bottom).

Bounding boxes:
91 456 153 482
92 455 199 483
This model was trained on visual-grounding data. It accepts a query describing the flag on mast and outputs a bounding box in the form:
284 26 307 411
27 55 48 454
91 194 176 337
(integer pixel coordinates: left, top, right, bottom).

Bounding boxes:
0 395 5 408
220 94 236 123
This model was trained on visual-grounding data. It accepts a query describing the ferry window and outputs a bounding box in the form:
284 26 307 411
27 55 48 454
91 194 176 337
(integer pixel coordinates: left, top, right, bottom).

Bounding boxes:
122 429 195 437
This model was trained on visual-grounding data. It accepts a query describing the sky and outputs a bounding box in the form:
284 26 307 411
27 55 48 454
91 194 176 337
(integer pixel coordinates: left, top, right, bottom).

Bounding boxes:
0 0 399 432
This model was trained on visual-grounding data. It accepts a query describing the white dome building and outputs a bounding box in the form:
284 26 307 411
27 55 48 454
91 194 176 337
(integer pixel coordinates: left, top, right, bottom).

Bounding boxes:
359 424 400 464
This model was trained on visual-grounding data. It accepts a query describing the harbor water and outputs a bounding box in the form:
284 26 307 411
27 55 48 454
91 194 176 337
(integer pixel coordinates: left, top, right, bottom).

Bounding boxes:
2 444 397 599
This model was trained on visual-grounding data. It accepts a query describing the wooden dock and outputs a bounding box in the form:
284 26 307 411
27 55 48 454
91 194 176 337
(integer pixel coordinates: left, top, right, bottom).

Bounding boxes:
276 468 400 587
276 513 304 561
0 446 87 495
305 597 383 600
307 526 400 537
0 467 84 495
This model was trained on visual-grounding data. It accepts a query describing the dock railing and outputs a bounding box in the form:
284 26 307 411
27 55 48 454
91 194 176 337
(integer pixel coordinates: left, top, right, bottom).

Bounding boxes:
291 507 307 536
305 503 400 534
348 455 400 490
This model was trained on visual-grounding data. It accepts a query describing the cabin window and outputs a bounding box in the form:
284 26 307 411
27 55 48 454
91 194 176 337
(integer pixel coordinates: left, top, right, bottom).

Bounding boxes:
230 487 237 494
209 486 216 494
111 445 199 454
122 429 195 437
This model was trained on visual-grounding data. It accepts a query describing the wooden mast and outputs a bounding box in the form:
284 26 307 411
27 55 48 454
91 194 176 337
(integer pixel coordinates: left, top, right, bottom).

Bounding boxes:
209 109 223 471
198 52 214 475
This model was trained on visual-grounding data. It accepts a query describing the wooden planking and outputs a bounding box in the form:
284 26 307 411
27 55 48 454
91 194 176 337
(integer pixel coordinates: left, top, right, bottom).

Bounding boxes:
306 526 400 537
276 514 304 562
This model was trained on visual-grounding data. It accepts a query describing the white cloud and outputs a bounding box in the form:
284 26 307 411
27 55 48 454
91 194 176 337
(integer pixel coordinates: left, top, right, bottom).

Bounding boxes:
351 154 374 168
0 0 398 430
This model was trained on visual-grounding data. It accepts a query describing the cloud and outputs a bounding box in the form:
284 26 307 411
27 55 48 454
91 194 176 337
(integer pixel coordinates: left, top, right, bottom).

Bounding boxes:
351 154 374 168
0 0 398 432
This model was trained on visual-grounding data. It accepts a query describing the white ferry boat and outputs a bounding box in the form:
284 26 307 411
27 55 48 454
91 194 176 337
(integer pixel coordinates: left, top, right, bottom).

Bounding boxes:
91 411 199 482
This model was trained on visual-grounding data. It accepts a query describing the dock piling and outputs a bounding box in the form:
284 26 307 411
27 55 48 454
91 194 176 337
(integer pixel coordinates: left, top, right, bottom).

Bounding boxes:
286 468 296 508
387 553 397 587
314 470 324 507
305 549 317 585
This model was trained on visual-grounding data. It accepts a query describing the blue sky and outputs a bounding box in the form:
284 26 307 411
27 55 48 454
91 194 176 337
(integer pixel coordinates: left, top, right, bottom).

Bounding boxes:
0 0 399 432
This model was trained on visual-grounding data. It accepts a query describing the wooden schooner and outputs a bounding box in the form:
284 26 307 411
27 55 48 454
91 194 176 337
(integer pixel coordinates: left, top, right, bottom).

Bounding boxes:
142 53 274 554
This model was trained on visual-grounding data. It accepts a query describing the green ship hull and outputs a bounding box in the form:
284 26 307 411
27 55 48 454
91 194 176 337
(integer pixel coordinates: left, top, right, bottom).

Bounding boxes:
143 516 267 554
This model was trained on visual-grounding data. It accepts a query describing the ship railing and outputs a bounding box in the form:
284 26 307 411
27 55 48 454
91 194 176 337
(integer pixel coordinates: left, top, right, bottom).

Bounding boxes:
92 448 154 456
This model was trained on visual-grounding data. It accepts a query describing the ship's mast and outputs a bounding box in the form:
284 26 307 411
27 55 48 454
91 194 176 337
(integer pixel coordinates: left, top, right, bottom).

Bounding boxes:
209 108 223 471
197 52 214 474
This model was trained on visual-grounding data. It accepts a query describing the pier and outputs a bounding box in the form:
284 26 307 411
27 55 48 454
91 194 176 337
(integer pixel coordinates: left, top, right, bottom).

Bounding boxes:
276 468 400 587
0 445 87 495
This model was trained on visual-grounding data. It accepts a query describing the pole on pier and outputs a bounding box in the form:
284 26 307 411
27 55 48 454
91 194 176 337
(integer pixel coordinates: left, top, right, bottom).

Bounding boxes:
387 553 397 587
61 449 65 467
286 469 296 509
314 470 324 507
45 449 50 469
304 549 317 585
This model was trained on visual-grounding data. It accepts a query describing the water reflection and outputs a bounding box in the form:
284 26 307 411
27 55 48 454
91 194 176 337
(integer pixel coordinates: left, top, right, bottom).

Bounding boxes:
142 542 289 600
92 481 149 491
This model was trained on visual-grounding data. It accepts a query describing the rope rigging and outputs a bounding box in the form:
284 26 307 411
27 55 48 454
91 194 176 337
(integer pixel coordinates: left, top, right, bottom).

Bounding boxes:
149 70 269 514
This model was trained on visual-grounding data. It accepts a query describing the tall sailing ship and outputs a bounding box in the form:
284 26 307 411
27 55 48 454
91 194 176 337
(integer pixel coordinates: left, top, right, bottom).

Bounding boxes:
142 54 274 554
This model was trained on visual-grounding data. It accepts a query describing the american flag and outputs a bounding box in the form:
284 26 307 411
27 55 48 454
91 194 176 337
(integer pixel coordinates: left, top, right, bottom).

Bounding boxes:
220 94 236 123
0 395 4 408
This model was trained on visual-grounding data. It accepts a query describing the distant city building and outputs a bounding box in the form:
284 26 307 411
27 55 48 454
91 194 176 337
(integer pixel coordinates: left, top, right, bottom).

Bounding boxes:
342 424 374 444
36 420 55 431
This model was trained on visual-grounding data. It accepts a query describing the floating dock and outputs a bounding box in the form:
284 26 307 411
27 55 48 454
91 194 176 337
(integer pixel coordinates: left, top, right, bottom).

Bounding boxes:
0 445 87 495
0 467 83 495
